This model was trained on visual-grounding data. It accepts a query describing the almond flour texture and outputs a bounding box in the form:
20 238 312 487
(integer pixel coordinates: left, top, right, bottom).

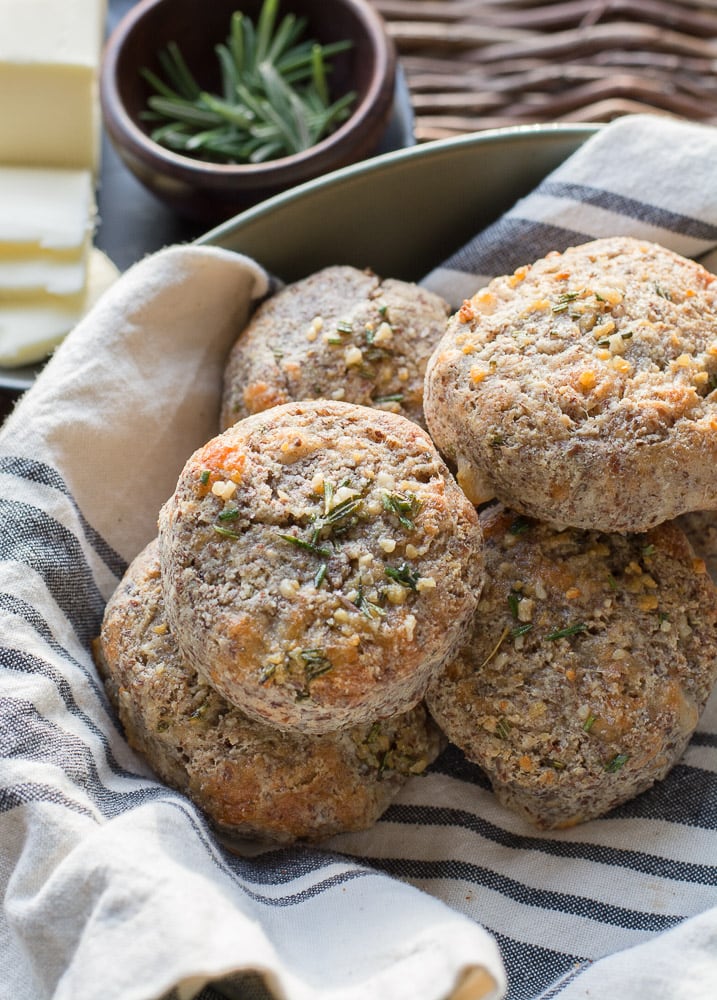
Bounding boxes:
424 236 717 533
96 541 444 843
158 400 484 734
427 504 717 829
221 266 450 431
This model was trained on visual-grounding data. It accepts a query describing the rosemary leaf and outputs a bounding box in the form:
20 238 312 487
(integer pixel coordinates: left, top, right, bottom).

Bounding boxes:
545 622 587 640
159 41 202 100
605 752 629 773
230 12 245 74
313 562 328 589
266 13 300 64
277 532 331 558
198 91 254 128
385 562 420 590
214 43 240 103
140 66 181 101
312 43 329 105
147 95 222 128
213 525 240 540
241 14 257 75
255 0 279 65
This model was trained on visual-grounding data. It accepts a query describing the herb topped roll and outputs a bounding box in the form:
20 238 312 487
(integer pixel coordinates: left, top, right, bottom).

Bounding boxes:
158 400 484 734
220 265 450 431
96 541 444 844
424 236 717 533
426 503 717 830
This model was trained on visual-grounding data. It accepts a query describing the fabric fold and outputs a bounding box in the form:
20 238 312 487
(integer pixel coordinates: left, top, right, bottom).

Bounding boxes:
0 245 504 1000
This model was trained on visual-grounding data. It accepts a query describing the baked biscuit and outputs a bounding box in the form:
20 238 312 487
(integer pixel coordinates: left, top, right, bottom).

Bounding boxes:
220 265 449 430
426 504 717 829
158 400 484 734
96 541 444 844
424 236 717 532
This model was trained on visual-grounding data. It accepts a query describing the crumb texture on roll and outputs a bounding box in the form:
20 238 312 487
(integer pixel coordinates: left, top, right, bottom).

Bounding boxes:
220 265 450 430
96 541 444 844
676 509 717 582
427 504 717 829
158 399 484 734
424 236 717 533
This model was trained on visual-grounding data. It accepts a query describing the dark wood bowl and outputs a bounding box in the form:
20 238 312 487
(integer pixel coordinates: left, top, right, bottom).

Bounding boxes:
100 0 397 222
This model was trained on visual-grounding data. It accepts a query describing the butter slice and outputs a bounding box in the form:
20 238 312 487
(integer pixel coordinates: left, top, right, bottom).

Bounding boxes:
0 240 90 297
0 0 106 170
0 248 119 367
0 166 95 250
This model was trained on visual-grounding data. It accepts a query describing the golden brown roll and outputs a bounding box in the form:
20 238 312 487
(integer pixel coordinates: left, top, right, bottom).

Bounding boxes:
425 236 717 533
220 265 449 430
158 400 484 733
427 503 717 829
96 540 444 844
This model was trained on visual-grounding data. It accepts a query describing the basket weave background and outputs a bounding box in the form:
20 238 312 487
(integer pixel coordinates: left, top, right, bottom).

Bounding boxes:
374 0 717 141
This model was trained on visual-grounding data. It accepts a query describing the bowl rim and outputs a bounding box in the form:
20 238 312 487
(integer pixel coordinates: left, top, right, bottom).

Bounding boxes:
198 121 601 259
100 0 397 184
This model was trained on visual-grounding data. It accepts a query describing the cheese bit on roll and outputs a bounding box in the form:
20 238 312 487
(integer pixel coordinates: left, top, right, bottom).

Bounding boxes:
425 236 717 533
427 503 717 830
158 400 484 734
95 540 445 844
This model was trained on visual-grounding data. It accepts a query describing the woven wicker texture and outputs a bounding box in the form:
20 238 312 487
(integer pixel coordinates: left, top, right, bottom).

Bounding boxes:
375 0 717 141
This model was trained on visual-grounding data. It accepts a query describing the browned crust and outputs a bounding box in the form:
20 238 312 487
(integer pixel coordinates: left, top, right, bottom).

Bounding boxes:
427 504 717 829
96 540 444 843
220 265 450 430
424 236 717 532
158 399 484 733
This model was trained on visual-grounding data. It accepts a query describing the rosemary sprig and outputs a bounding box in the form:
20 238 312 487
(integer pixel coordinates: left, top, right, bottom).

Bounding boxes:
313 561 328 589
300 647 332 681
354 582 385 619
545 622 587 640
309 489 364 544
381 490 420 531
495 717 512 740
385 562 420 590
321 494 363 528
213 524 241 540
277 532 331 558
372 393 404 404
295 647 333 700
605 752 629 773
140 0 355 164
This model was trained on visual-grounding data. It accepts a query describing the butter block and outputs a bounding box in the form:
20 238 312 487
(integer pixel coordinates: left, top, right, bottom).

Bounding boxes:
0 166 95 251
0 0 106 170
0 248 119 367
0 241 90 297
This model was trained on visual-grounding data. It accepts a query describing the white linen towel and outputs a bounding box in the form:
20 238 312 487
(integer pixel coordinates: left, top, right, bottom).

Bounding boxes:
1 114 716 1000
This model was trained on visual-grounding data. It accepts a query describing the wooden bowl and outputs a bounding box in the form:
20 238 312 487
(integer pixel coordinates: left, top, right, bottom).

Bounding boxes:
100 0 397 222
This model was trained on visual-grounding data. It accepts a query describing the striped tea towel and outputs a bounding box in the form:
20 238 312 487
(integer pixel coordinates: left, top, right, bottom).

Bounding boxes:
423 113 717 310
1 113 717 1000
0 245 504 1000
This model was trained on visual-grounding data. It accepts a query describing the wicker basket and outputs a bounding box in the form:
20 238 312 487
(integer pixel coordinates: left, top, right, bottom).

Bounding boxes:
374 0 717 141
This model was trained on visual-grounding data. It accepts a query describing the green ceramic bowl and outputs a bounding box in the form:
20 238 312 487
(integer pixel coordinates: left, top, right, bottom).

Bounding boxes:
199 123 599 283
